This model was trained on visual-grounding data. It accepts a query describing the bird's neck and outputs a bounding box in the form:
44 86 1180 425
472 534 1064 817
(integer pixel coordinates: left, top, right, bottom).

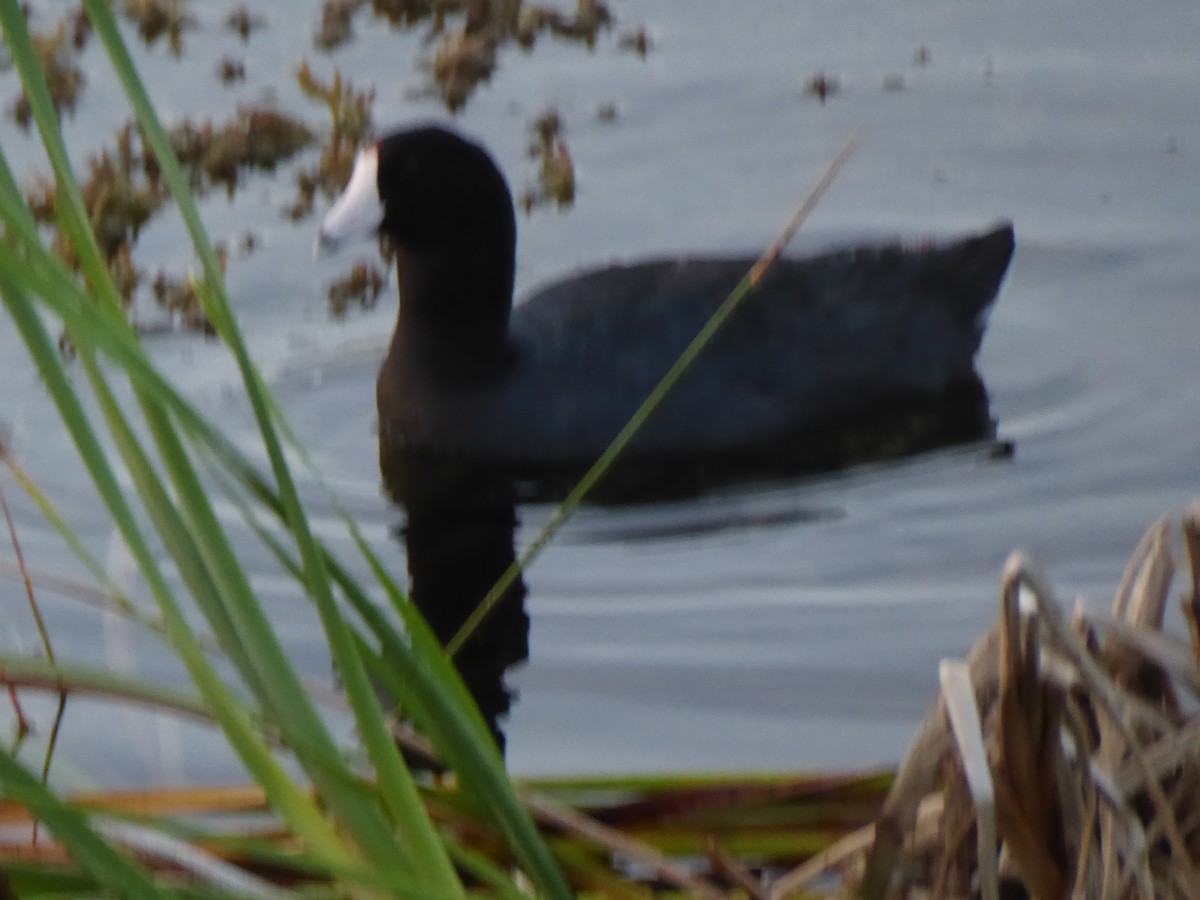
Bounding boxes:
390 243 516 381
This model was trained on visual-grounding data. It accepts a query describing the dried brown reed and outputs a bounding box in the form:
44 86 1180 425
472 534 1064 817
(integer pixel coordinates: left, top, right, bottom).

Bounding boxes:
775 502 1200 900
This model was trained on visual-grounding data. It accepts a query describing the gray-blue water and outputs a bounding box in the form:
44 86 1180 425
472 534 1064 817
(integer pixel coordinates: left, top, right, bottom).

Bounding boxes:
1 0 1197 784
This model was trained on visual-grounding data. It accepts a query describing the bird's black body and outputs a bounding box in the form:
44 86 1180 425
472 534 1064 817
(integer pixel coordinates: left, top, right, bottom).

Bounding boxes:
322 125 1015 502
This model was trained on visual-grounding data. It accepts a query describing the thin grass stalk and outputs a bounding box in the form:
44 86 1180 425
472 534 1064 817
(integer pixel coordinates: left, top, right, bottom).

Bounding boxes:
103 391 274 698
66 19 418 878
0 9 258 680
0 136 351 579
129 399 424 879
448 131 863 655
0 452 179 642
350 590 576 900
0 142 275 499
0 103 33 216
79 6 466 887
22 799 439 899
209 445 572 898
0 468 62 844
0 866 95 898
1 157 570 898
443 837 538 900
70 308 365 827
0 655 212 723
2 8 571 895
524 792 726 900
547 841 653 899
205 452 574 900
0 12 361 869
937 659 998 900
0 6 123 316
0 751 166 899
0 459 54 666
2 3 440 885
86 0 386 768
0 277 354 874
1184 505 1200 620
0 227 285 520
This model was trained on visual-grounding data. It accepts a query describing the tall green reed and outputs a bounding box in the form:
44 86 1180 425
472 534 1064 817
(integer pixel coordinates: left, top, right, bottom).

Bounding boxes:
0 2 569 895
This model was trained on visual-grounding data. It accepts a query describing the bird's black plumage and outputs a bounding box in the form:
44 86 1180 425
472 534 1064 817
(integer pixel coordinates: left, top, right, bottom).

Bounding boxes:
321 125 1015 501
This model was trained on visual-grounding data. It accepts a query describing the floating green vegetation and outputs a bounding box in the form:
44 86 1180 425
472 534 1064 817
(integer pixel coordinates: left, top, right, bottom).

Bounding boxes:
309 0 618 111
617 26 651 57
24 123 159 266
292 61 375 225
428 27 498 113
225 3 265 42
805 71 840 104
315 0 360 50
436 1 614 110
370 0 438 29
292 60 387 317
327 257 387 317
3 0 643 330
8 17 85 130
169 106 316 196
516 0 613 49
217 55 245 84
25 110 315 327
150 247 226 335
122 0 195 57
521 109 575 214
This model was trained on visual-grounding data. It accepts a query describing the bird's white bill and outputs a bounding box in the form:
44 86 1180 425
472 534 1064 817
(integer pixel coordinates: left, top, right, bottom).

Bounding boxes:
316 142 383 254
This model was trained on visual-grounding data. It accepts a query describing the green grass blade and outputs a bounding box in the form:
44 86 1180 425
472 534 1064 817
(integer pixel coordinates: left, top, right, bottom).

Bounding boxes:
0 449 172 642
0 3 422 881
0 1 123 315
79 5 461 887
3 5 573 894
344 572 574 900
0 750 168 899
448 135 859 657
205 478 573 899
210 456 575 899
0 277 351 870
0 655 210 722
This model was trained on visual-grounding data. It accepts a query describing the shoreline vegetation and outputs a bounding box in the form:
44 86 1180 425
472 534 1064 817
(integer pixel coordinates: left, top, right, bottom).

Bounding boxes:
3 3 1199 897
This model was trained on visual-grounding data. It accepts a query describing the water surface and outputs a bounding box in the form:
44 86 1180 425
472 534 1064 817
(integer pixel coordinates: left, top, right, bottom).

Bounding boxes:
1 0 1197 782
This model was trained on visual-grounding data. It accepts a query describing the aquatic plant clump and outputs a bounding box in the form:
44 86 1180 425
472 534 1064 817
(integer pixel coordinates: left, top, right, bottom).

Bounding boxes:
24 110 316 330
122 0 196 57
7 17 86 129
520 108 575 213
847 507 1200 900
292 60 376 220
306 0 629 111
5 0 648 329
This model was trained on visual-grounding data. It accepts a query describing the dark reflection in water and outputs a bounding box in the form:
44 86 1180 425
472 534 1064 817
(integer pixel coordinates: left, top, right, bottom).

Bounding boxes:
377 373 995 753
381 453 529 754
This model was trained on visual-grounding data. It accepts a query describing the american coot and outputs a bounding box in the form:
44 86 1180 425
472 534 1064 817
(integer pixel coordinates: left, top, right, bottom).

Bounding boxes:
319 125 1015 501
